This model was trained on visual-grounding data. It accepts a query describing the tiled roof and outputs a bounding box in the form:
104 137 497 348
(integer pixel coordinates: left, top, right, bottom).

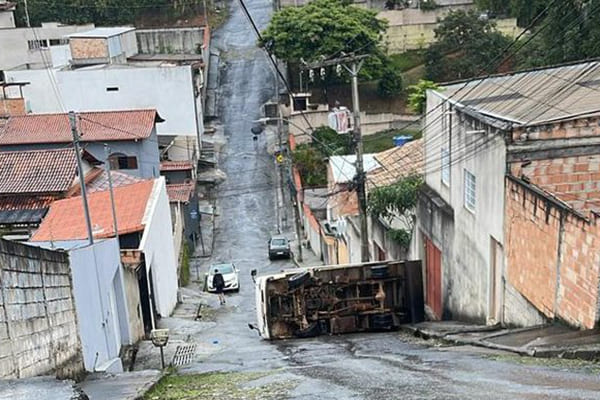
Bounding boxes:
166 182 196 203
0 148 77 194
31 179 155 241
0 109 160 145
0 195 57 211
368 139 424 189
160 160 194 172
85 170 145 193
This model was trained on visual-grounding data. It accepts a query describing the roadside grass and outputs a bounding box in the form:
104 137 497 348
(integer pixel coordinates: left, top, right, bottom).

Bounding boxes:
145 371 297 400
363 128 421 153
389 50 426 72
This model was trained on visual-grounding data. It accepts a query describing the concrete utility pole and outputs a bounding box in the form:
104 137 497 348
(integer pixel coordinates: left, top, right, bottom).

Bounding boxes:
69 111 94 245
104 144 119 240
301 54 370 262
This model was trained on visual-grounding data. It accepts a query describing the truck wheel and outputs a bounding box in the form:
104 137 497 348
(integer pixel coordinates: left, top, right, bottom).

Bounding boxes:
288 271 310 290
371 265 389 279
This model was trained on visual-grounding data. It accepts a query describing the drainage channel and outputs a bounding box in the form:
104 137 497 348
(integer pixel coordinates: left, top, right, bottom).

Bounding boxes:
172 343 197 366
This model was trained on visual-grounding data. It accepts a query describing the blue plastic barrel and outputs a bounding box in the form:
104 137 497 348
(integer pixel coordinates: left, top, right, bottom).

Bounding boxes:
393 135 412 147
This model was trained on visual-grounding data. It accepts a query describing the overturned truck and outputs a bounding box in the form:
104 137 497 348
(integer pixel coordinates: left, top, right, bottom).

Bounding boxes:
253 260 424 339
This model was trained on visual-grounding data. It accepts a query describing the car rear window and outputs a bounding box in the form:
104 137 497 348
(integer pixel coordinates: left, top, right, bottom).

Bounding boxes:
271 239 287 246
211 264 234 274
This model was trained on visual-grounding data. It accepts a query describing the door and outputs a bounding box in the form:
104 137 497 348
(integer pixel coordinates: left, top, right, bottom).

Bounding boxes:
489 237 503 324
424 236 442 319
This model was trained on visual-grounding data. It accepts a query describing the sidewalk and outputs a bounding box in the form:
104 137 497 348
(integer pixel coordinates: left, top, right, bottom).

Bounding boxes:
403 321 600 361
290 239 323 269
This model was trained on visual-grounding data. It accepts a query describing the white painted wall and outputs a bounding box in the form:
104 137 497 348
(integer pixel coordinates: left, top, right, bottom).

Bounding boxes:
423 90 506 321
0 10 15 28
0 24 94 71
140 177 178 317
5 63 200 139
29 238 128 372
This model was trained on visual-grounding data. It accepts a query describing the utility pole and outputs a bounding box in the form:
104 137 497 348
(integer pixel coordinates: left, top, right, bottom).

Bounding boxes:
69 111 94 245
104 145 119 240
301 54 370 262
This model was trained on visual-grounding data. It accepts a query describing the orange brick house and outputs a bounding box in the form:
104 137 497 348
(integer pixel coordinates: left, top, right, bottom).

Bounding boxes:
416 61 600 328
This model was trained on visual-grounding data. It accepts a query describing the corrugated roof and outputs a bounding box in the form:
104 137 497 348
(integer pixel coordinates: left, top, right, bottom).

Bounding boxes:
0 148 77 194
166 182 195 203
68 27 135 38
368 139 424 188
329 154 380 184
160 160 194 172
31 179 155 241
0 109 159 145
439 61 600 126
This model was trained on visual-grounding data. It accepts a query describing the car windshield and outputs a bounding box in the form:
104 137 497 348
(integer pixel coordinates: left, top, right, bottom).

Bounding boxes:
271 239 287 246
211 264 234 274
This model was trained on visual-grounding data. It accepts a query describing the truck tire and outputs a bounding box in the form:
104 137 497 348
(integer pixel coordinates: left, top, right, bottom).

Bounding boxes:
371 265 389 279
288 271 310 290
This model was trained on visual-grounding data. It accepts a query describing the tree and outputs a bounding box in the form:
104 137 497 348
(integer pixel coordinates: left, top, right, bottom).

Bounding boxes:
292 144 328 187
424 10 512 82
260 0 388 80
407 79 439 114
367 174 423 248
312 126 352 156
377 68 403 98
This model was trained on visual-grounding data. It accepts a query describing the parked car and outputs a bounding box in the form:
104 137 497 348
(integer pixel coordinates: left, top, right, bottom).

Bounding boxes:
206 263 239 292
268 235 291 260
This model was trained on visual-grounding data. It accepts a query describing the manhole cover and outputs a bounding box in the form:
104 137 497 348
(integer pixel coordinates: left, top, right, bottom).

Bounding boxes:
172 343 197 366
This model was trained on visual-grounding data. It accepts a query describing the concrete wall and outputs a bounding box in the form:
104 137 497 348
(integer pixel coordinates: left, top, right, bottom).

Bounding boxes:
0 240 84 379
0 23 94 71
122 267 145 342
140 177 178 317
421 91 506 323
69 239 126 372
0 10 15 28
5 64 200 140
289 110 418 140
136 27 205 55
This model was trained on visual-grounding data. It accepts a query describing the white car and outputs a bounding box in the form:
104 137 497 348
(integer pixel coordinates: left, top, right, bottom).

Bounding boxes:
206 263 239 292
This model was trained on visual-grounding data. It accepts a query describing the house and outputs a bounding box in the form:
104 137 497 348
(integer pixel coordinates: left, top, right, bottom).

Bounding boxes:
367 138 424 262
0 81 28 117
0 147 101 238
0 2 94 73
322 154 380 264
415 61 600 329
3 26 206 162
31 177 178 339
160 160 195 184
0 109 163 178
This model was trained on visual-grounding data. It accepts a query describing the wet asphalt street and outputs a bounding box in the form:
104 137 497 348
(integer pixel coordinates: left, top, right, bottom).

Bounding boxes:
186 0 600 398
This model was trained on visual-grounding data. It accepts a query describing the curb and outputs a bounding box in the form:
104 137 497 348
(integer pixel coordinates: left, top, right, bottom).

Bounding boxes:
133 371 166 400
401 325 600 361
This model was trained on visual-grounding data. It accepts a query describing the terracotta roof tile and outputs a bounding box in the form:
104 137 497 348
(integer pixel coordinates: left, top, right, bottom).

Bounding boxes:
160 160 194 171
166 182 196 203
0 195 56 211
368 139 423 189
31 179 155 242
85 170 145 193
0 109 160 145
0 148 78 194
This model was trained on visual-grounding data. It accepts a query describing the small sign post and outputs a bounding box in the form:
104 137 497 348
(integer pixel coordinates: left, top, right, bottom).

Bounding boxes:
151 329 170 369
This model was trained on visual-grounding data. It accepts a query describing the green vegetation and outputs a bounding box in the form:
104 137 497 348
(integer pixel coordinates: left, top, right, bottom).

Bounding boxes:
13 0 207 27
145 371 297 400
292 144 328 187
425 10 512 82
362 129 420 153
179 242 190 287
389 51 426 73
377 68 403 98
367 174 423 248
407 80 440 114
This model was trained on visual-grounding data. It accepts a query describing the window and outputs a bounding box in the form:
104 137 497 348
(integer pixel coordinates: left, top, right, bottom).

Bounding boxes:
464 169 476 212
106 87 119 92
441 148 450 185
49 38 69 46
27 39 48 50
109 154 138 170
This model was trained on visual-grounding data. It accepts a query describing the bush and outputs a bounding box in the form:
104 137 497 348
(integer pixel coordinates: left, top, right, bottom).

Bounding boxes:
377 69 403 98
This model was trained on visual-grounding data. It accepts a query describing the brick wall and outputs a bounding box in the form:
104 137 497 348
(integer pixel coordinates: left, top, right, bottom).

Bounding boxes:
0 240 84 379
511 155 600 212
512 117 600 141
505 178 600 328
0 98 26 117
70 37 108 60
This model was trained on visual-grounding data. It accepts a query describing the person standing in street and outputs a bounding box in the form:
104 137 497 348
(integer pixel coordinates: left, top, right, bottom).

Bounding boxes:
213 269 226 305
